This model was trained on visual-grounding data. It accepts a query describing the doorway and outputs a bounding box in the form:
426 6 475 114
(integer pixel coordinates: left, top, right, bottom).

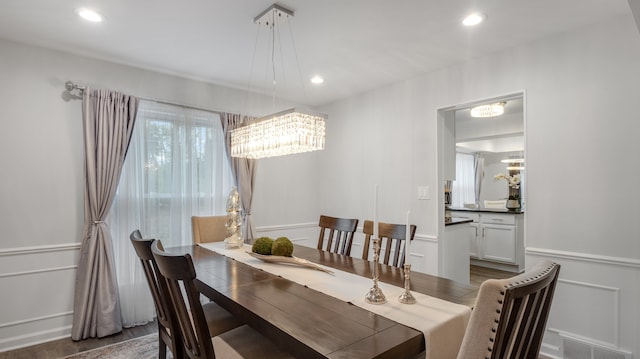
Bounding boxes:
437 92 526 278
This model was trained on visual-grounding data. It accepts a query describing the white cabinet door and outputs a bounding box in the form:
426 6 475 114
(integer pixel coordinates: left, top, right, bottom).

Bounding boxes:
481 224 516 264
469 223 480 259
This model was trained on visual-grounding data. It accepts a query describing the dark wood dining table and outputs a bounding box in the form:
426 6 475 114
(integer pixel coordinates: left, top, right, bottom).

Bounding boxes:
167 244 476 359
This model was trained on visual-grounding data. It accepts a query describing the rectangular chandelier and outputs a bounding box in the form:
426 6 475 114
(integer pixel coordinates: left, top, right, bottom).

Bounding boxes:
230 108 326 159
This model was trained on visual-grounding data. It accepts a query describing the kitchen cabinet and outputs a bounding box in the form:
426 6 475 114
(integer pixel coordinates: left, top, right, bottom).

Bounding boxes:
451 210 524 273
442 219 472 284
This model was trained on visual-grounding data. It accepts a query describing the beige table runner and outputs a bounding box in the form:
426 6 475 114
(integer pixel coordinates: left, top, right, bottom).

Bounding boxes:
199 242 470 359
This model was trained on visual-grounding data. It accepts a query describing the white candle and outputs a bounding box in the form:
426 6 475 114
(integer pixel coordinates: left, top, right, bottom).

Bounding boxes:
373 185 379 239
405 210 411 264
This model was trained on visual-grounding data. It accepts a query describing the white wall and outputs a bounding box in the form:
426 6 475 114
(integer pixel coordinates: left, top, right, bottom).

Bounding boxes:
0 38 296 351
316 15 640 358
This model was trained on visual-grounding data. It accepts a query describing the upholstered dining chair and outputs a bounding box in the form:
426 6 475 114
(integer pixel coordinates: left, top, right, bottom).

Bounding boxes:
130 232 243 359
317 215 359 255
150 240 294 359
456 259 561 359
191 215 227 244
362 220 417 268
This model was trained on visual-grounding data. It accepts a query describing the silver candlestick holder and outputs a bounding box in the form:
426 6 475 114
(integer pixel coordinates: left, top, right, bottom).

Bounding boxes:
365 237 387 304
398 263 416 304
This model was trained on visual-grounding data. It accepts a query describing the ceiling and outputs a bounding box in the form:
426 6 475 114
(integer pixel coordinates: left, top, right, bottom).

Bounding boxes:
0 0 631 106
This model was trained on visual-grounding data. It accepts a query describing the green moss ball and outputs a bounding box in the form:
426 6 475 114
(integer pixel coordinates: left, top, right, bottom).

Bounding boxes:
271 237 294 257
252 237 274 255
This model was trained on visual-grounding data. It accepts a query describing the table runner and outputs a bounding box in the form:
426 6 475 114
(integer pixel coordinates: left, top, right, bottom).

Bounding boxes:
199 242 470 359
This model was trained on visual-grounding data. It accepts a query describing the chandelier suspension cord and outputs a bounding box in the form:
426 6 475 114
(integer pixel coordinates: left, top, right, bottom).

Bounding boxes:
271 9 276 112
243 23 262 117
287 20 307 100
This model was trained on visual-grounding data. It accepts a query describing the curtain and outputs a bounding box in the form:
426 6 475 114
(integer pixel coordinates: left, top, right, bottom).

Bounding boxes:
71 88 139 340
474 154 485 207
221 113 257 242
107 100 233 326
451 152 476 208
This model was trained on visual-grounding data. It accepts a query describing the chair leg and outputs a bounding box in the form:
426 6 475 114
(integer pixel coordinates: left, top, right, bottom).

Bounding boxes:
158 336 167 359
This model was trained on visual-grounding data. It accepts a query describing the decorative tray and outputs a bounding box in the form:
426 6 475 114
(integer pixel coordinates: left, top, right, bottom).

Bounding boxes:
246 252 334 275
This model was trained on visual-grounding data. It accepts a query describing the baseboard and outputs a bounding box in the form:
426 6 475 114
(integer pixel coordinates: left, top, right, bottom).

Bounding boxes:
470 258 522 273
0 325 71 353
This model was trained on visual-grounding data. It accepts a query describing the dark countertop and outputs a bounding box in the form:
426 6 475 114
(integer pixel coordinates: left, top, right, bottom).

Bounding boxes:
445 217 474 226
448 207 524 214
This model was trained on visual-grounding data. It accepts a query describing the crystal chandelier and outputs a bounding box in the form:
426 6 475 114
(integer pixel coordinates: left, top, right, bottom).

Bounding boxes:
230 4 327 159
470 102 505 118
231 108 326 159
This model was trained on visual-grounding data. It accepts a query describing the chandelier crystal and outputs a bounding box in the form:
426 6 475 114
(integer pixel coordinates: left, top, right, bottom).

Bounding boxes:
231 108 326 159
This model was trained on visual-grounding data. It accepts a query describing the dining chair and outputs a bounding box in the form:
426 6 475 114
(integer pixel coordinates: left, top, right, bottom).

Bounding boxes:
456 259 561 359
362 220 417 268
130 232 243 359
317 215 359 255
150 240 295 359
191 215 227 244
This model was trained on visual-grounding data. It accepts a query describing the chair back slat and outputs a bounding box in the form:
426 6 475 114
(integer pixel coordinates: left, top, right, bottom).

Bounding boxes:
362 220 417 268
317 215 359 256
152 241 216 359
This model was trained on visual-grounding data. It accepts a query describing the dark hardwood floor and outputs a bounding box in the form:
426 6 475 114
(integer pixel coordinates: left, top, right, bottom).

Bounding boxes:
0 320 157 359
0 265 516 359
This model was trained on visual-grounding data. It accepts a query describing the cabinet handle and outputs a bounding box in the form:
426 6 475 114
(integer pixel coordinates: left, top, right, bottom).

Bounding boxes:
482 228 485 237
475 227 478 236
493 218 504 221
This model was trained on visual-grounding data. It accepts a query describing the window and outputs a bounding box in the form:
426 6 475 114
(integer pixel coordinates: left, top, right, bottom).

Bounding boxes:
109 100 233 245
107 100 233 326
452 152 476 208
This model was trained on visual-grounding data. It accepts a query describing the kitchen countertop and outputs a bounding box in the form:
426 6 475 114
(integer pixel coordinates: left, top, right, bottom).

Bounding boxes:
445 217 474 226
448 207 524 214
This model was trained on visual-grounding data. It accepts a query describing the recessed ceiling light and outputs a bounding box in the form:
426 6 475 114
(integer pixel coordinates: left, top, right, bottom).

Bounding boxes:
310 75 324 84
76 8 103 23
462 13 485 26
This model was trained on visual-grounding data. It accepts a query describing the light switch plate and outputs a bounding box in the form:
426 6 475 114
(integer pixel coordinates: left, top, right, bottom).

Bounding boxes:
418 186 430 200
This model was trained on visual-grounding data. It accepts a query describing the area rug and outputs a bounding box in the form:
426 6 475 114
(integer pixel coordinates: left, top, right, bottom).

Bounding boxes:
58 333 172 359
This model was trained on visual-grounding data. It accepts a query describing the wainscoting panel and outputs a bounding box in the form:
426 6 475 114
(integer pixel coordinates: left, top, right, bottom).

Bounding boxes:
551 279 619 346
0 243 80 352
526 248 639 359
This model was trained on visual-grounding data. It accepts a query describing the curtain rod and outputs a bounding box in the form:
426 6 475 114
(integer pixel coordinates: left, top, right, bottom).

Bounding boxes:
64 81 228 116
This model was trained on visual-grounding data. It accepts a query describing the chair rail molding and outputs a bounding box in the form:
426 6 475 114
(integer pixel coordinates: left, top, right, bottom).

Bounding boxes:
0 242 81 256
526 247 640 268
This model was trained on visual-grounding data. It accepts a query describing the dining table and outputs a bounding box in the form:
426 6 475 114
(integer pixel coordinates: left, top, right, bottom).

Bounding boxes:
166 243 476 359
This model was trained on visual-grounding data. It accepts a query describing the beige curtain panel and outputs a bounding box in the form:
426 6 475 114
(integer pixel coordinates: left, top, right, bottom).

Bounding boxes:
71 88 139 340
221 113 257 242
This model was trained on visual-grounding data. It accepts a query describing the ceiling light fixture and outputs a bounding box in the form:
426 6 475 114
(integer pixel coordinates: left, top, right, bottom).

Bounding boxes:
470 102 505 118
501 158 524 163
462 13 486 26
310 75 324 84
76 8 103 23
230 4 326 159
